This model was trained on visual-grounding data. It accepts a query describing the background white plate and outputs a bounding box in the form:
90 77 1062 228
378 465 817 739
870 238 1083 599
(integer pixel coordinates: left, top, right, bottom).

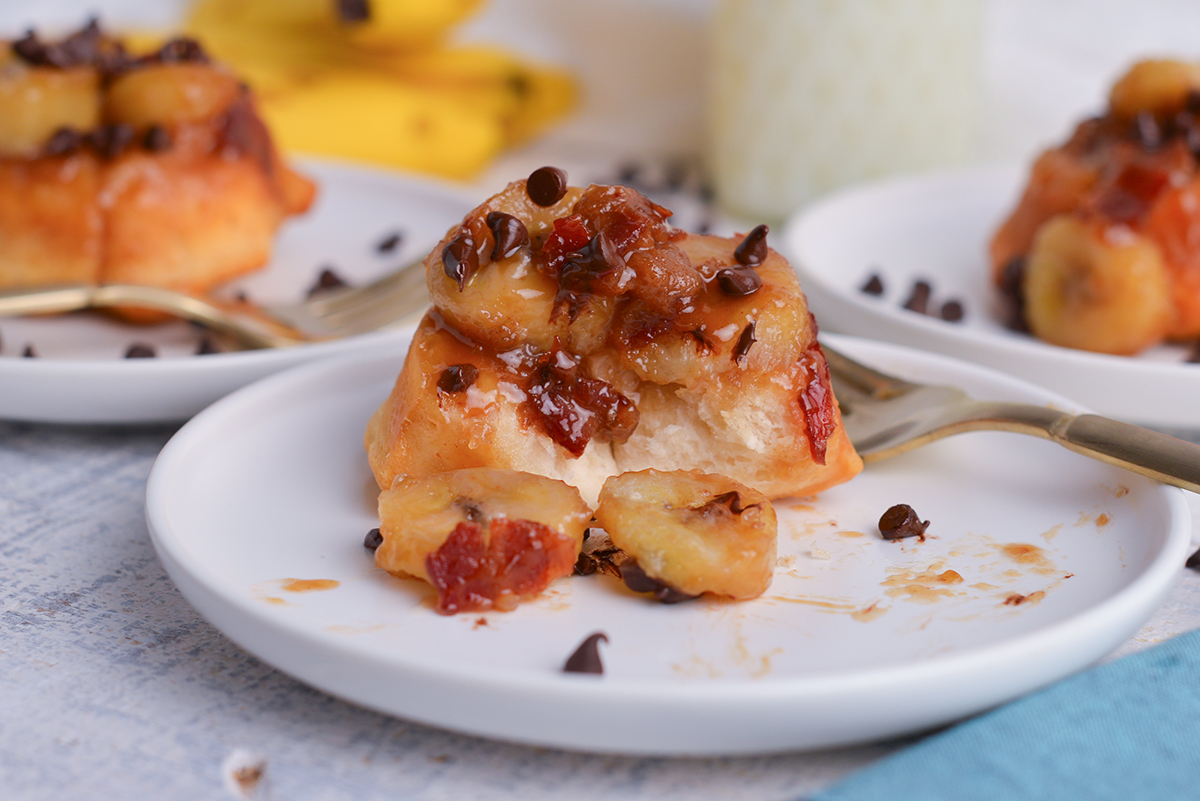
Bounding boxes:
782 164 1200 430
0 160 474 424
144 333 1190 756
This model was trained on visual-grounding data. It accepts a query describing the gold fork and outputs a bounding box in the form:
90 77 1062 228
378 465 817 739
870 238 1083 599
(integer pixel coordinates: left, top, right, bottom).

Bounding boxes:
826 343 1200 493
0 256 430 350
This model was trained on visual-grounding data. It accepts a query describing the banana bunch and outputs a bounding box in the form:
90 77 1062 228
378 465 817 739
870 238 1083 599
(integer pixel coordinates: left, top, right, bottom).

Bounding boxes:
184 0 575 179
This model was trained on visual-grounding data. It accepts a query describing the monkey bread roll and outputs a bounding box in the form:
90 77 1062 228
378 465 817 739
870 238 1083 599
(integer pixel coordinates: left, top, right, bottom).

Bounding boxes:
0 21 315 298
991 58 1200 354
366 167 862 505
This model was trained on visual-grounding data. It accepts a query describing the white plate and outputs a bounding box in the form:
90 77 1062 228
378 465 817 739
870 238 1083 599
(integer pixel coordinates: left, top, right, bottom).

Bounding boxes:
782 164 1200 429
144 333 1190 755
0 160 475 424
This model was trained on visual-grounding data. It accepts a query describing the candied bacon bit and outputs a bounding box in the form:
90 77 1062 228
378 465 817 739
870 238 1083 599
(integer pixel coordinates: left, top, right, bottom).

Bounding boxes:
1089 160 1174 224
537 214 591 277
526 350 638 457
437 364 479 394
425 518 577 615
797 339 835 465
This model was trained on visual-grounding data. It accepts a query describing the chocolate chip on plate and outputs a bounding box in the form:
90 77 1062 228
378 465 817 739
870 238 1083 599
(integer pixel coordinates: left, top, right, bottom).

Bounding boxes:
879 503 929 541
563 631 608 674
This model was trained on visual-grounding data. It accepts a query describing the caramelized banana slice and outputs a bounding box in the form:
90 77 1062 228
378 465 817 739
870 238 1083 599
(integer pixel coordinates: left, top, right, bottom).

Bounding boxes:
1023 214 1173 354
375 467 591 614
1108 59 1200 121
595 469 777 601
0 62 100 156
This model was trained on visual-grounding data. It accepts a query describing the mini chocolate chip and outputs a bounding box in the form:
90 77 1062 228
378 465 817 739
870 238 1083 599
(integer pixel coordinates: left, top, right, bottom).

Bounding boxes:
307 267 348 297
733 321 756 366
616 163 641 187
716 266 762 297
124 343 156 358
664 159 688 192
563 631 608 674
486 211 529 259
22 344 37 358
621 561 697 604
376 231 402 254
940 299 965 322
879 503 929 541
1186 546 1200 570
337 0 371 21
902 279 932 315
87 123 135 159
861 273 885 295
437 364 479 393
44 127 83 156
195 335 221 355
527 166 568 206
733 224 769 267
441 230 479 290
143 125 172 152
364 527 383 551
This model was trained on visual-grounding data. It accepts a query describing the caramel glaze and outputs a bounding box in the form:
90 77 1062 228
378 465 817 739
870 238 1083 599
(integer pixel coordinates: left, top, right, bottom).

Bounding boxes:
421 180 837 466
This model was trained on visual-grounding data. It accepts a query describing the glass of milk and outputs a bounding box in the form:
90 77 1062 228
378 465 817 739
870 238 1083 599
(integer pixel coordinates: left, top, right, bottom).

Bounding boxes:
707 0 986 223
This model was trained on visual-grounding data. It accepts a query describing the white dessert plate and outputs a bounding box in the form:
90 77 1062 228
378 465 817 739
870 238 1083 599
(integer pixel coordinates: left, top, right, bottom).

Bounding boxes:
144 333 1190 756
0 160 475 424
782 164 1200 430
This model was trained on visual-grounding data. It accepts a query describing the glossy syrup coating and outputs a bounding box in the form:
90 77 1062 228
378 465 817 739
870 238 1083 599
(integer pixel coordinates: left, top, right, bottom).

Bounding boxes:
367 173 862 505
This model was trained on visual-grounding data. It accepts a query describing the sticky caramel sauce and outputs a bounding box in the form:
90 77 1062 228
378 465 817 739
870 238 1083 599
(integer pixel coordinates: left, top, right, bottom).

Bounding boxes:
281 579 340 592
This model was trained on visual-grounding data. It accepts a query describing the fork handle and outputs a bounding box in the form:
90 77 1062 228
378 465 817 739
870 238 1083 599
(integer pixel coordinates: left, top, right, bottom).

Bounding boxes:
1051 414 1200 494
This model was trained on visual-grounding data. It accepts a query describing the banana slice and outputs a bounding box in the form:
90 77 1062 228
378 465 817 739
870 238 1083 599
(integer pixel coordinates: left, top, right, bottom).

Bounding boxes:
1108 59 1200 121
0 62 100 156
594 469 777 601
375 467 591 614
1023 214 1173 355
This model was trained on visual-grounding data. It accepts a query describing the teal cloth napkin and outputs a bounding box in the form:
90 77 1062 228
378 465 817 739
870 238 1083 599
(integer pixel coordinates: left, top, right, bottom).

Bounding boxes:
812 628 1200 801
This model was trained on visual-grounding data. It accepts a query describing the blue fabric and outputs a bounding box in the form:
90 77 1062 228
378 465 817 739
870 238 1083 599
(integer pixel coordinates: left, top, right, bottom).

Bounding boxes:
812 629 1200 801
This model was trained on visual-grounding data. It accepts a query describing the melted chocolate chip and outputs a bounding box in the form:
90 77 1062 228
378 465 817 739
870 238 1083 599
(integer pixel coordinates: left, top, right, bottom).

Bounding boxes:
124 343 156 358
306 267 349 297
195 335 221 355
715 266 761 297
527 166 568 207
939 299 965 322
573 546 623 577
86 123 135 159
689 329 715 352
376 231 402 254
861 273 885 295
337 0 372 22
441 230 479 290
621 561 697 604
486 211 530 260
364 527 384 551
732 322 756 366
437 364 479 394
44 127 84 157
695 490 756 516
562 632 608 674
733 224 769 267
143 125 172 152
879 504 929 541
902 279 932 315
452 498 485 523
